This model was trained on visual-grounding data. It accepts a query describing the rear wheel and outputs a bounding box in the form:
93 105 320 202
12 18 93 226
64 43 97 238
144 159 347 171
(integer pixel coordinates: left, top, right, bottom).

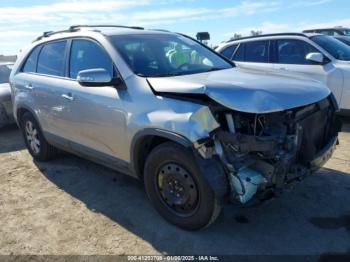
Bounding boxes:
144 142 222 230
20 112 56 161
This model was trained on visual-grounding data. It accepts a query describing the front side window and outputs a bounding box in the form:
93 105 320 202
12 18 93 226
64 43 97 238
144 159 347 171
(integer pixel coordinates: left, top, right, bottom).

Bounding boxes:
276 39 319 64
22 45 41 73
311 35 350 61
0 64 13 84
37 41 67 76
69 39 113 79
109 34 232 77
244 40 269 63
220 44 238 60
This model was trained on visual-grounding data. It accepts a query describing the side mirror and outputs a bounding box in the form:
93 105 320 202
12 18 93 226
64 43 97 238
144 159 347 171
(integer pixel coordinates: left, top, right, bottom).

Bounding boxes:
306 52 325 64
77 68 122 87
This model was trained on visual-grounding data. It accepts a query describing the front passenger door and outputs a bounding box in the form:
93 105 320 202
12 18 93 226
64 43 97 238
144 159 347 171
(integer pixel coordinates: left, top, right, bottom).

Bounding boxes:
271 39 343 103
63 38 127 160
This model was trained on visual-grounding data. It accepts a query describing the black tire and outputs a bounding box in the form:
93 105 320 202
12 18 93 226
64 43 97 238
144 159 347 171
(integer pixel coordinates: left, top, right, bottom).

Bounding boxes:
144 142 222 230
20 112 56 161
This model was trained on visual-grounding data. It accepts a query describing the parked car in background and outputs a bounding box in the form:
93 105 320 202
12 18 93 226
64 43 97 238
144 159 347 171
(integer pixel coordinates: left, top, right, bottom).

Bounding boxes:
335 36 350 46
0 62 14 128
10 26 340 230
215 33 350 113
303 27 350 36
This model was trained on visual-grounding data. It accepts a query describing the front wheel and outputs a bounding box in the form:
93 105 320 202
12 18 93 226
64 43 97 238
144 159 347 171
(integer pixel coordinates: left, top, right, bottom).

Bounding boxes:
144 142 222 230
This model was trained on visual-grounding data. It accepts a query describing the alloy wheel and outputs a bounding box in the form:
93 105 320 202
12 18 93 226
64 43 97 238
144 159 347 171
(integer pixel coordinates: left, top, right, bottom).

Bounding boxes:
25 120 40 154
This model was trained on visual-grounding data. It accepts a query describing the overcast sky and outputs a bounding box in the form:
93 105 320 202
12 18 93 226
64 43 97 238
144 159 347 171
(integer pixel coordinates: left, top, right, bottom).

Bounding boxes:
0 0 349 55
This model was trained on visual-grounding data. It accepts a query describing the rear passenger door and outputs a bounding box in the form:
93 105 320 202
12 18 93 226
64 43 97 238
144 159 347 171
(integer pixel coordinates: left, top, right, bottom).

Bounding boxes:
271 38 343 103
17 40 71 144
232 40 275 72
62 38 127 161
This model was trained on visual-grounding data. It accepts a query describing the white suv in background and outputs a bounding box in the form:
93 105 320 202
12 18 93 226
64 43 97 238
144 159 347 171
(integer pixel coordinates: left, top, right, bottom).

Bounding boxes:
216 33 350 112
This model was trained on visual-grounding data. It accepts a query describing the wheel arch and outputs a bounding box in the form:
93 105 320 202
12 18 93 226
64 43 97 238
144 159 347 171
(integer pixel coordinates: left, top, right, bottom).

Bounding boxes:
130 128 192 180
15 106 47 141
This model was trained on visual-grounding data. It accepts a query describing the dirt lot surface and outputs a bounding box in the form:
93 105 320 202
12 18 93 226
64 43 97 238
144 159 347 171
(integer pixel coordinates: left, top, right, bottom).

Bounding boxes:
0 119 349 256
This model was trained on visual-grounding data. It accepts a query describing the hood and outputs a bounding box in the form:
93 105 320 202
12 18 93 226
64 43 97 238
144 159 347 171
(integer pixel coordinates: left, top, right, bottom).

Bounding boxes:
147 68 330 113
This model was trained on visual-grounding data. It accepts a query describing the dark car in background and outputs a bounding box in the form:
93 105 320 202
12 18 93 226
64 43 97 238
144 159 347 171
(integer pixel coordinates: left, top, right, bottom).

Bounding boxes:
303 27 350 36
0 62 14 128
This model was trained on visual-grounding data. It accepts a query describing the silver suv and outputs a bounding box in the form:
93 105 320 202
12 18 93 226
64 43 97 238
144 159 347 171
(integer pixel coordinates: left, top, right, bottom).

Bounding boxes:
10 25 341 230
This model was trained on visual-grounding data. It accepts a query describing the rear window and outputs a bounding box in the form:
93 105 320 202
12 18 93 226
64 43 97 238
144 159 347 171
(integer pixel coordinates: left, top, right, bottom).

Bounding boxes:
37 41 67 76
22 45 41 73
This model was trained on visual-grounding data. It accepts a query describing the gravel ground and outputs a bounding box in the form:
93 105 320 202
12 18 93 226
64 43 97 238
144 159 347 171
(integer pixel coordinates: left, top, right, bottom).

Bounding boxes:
0 119 349 257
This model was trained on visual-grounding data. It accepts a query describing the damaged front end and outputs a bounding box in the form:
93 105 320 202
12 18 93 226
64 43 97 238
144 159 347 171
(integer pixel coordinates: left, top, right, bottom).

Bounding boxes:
196 95 341 204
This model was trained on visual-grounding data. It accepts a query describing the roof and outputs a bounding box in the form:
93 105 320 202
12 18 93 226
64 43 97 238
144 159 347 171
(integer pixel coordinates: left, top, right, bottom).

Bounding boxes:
303 27 350 35
33 25 174 42
225 32 319 43
303 27 349 31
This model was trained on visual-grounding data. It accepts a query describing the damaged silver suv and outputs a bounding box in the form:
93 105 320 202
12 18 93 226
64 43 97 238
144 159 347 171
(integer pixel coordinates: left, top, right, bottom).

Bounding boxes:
10 25 341 230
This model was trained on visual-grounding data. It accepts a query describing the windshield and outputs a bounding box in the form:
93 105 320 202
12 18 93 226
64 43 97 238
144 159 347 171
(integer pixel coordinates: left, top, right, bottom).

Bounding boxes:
109 34 232 77
311 35 350 61
0 64 12 84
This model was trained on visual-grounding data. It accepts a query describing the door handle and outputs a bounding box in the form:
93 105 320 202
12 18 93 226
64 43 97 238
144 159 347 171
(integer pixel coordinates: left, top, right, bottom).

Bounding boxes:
61 93 74 101
24 83 34 90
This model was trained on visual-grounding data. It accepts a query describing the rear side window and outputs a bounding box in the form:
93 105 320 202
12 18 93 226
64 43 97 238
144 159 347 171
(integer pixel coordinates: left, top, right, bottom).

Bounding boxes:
37 41 67 76
69 39 113 79
276 39 319 64
233 44 244 61
220 44 238 60
22 45 41 73
244 40 269 63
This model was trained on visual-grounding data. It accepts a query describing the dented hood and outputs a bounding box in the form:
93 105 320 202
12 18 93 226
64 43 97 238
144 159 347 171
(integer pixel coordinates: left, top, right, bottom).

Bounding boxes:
147 68 330 113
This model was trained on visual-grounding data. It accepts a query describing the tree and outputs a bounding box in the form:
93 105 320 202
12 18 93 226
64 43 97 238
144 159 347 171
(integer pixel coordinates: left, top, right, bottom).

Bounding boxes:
250 30 262 36
230 33 242 40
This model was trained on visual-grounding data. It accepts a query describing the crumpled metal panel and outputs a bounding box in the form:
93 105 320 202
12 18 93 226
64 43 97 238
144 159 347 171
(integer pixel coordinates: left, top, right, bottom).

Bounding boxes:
148 67 331 113
145 105 220 143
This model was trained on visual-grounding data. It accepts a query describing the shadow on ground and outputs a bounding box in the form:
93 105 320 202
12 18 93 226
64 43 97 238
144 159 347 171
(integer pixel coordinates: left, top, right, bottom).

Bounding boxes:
0 124 25 153
33 155 350 256
340 116 350 132
4 117 350 256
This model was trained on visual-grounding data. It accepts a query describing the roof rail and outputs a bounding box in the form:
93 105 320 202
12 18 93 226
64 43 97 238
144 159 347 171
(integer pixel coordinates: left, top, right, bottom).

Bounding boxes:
149 29 170 32
69 25 144 31
226 32 307 43
34 24 144 42
34 28 80 42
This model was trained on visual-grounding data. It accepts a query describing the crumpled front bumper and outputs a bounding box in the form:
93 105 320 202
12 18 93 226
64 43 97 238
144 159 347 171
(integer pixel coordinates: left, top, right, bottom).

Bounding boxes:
310 136 338 171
